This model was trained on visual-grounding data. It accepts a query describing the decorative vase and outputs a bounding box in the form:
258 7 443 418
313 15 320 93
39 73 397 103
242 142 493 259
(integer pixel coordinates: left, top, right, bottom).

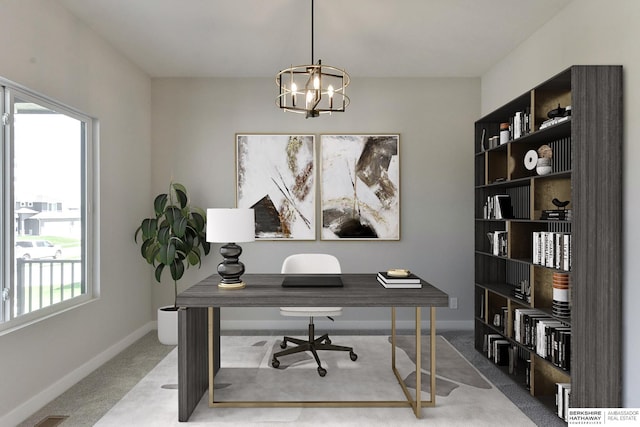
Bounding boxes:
536 157 552 175
157 306 178 345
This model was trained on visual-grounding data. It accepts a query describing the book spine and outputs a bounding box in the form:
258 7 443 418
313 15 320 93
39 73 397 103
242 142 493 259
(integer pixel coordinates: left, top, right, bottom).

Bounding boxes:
555 233 562 269
563 234 571 271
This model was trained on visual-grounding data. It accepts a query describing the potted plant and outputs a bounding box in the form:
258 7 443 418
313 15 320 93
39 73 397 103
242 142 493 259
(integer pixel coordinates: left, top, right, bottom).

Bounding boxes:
135 182 211 345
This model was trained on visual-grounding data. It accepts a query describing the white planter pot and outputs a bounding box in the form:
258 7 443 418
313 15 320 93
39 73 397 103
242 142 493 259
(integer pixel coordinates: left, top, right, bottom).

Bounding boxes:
157 306 178 345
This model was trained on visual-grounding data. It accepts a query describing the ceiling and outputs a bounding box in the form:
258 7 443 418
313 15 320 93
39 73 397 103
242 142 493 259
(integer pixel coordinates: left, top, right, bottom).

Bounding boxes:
57 0 572 78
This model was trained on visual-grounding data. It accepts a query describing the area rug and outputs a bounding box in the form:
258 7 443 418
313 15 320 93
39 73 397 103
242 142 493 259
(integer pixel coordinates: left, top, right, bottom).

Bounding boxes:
95 335 535 426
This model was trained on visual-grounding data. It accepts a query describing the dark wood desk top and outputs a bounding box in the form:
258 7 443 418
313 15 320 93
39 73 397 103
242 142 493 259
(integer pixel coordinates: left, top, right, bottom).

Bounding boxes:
177 273 449 308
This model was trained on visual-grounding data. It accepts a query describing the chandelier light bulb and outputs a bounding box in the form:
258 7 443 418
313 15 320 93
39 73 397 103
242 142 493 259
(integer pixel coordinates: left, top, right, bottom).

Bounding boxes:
291 82 297 106
328 85 334 108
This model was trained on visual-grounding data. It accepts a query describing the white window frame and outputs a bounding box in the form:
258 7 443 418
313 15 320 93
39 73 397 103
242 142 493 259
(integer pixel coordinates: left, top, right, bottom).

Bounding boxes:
0 77 98 333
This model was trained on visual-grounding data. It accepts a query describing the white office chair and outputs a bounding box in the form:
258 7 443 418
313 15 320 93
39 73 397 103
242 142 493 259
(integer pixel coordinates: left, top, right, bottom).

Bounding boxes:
272 253 357 377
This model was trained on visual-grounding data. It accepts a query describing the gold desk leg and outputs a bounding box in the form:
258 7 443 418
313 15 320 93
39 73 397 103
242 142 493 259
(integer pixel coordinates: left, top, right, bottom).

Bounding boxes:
430 306 436 408
415 306 422 417
391 306 437 418
391 307 396 368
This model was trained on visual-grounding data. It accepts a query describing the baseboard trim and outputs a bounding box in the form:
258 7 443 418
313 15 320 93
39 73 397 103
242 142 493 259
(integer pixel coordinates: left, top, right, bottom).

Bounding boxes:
2 321 155 427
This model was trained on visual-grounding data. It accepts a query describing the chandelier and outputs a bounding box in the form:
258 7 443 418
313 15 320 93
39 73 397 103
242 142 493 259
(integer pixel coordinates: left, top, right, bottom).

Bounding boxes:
276 0 350 118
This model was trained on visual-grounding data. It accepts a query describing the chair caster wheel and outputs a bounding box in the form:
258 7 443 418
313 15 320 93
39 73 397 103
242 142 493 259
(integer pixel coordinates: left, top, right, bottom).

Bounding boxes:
280 341 287 349
350 351 358 361
324 338 332 345
272 358 280 368
317 367 327 377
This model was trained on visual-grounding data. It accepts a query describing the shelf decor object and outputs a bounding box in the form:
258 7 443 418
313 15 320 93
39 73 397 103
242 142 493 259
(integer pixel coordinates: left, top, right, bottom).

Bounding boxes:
275 0 350 118
206 208 255 290
474 66 622 413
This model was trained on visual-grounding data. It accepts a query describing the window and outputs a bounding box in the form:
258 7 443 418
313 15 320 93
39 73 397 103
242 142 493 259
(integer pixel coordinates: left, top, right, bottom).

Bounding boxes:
1 77 95 332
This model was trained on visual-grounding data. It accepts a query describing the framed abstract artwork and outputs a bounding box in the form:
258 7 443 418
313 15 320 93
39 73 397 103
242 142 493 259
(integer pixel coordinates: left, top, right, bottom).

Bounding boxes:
320 134 400 240
236 134 316 240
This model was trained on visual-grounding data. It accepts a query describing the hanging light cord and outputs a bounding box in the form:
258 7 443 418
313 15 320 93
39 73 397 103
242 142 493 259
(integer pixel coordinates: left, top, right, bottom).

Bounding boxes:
311 0 315 64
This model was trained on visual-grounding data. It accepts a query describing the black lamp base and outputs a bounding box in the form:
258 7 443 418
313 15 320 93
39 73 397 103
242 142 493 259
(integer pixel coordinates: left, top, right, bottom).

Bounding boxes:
217 242 246 290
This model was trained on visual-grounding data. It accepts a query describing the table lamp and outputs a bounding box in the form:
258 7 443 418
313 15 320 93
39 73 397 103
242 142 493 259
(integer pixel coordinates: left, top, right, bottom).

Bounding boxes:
206 208 255 289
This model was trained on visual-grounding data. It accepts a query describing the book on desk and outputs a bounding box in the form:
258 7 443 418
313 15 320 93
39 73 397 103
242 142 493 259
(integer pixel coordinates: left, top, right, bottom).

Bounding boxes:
377 272 422 288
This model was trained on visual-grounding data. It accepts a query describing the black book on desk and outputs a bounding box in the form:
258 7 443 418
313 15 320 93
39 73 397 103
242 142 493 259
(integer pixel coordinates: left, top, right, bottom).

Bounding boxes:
377 272 422 288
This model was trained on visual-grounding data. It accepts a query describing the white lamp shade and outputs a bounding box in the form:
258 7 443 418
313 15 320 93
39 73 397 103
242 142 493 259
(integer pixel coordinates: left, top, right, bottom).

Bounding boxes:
206 208 255 243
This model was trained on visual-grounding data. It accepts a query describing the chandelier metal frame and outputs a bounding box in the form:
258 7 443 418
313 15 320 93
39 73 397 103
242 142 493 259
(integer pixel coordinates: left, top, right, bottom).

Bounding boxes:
276 0 350 118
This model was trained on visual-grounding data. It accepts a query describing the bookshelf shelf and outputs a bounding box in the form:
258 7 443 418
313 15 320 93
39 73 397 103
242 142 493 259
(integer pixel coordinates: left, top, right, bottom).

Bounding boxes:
475 171 572 191
473 65 622 419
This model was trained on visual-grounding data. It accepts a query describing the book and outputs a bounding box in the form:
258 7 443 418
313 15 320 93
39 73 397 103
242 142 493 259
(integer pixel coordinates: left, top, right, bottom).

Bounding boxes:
486 194 513 219
563 233 571 271
556 382 572 420
485 334 503 358
494 195 513 219
563 387 571 421
377 276 421 289
493 339 510 366
377 272 421 284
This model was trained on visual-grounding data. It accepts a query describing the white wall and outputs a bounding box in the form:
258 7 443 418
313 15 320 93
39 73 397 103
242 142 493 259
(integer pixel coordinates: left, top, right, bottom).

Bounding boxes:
0 0 153 424
151 77 479 330
481 0 640 407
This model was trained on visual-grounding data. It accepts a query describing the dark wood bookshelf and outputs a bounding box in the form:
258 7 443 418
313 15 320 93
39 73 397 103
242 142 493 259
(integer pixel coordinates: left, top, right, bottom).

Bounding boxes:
473 65 622 416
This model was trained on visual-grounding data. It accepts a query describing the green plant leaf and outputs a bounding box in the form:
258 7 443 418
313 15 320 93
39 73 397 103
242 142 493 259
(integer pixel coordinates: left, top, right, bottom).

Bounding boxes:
157 225 171 245
174 249 186 262
173 185 188 209
173 216 188 238
202 240 211 255
154 264 165 283
191 205 206 218
191 211 205 232
170 259 185 281
140 218 158 240
157 241 176 265
140 238 157 264
154 194 168 217
183 231 195 249
187 247 201 266
177 236 193 254
165 206 181 225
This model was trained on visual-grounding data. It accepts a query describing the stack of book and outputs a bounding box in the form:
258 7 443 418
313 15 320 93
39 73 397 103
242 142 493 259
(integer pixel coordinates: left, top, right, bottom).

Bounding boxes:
532 231 571 270
539 115 569 130
484 194 513 219
509 108 531 139
513 308 571 371
377 272 422 289
540 209 572 221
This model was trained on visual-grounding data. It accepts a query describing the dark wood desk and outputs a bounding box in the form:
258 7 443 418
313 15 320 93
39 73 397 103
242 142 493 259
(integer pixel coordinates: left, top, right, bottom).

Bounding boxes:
176 273 449 422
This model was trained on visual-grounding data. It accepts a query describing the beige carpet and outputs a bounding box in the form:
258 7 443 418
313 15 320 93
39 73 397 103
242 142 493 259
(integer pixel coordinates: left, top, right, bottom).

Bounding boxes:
95 335 535 426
